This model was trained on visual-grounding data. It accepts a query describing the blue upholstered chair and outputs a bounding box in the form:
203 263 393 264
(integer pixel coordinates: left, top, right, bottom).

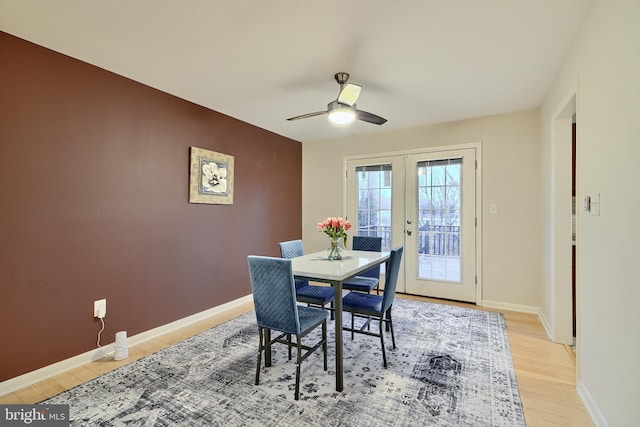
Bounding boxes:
279 240 335 319
342 236 383 294
342 246 404 368
247 255 328 400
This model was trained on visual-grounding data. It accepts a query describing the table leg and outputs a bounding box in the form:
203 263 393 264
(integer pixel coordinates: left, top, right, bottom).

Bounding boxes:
333 280 343 392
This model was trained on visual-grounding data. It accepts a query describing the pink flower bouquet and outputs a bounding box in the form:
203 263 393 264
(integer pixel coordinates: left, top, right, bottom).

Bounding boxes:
317 217 352 246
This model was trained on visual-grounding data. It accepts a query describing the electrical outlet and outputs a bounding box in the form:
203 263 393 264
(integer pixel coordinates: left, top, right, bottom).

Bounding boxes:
94 299 106 318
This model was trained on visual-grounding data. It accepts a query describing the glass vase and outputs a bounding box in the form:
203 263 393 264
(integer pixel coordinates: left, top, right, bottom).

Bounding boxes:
327 237 343 260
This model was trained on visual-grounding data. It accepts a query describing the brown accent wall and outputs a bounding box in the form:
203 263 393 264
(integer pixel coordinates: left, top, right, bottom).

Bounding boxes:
0 32 302 381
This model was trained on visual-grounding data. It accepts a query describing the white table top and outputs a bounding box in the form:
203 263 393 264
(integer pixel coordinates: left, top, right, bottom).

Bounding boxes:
291 249 390 282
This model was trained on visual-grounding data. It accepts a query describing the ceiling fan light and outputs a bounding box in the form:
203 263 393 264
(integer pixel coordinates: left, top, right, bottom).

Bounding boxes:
328 107 356 125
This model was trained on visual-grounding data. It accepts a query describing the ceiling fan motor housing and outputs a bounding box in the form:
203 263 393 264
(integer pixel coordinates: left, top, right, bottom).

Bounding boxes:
334 72 350 86
328 100 355 112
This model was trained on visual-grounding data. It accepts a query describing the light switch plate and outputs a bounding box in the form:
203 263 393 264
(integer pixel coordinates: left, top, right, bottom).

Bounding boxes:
590 193 600 216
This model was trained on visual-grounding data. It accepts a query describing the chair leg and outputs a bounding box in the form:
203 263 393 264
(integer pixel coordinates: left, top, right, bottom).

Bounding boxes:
387 309 396 349
385 307 392 332
288 334 292 360
379 319 387 368
322 320 328 371
329 301 335 320
256 328 263 385
351 313 355 340
295 339 302 400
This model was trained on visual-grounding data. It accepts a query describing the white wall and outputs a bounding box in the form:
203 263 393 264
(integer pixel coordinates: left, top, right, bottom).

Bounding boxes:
540 1 640 425
303 110 542 308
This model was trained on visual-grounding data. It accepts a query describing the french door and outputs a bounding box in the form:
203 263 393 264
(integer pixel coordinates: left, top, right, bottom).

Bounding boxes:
345 147 478 303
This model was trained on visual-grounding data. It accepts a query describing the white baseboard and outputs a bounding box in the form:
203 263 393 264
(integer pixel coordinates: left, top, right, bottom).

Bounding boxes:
0 295 253 397
577 379 609 427
483 300 565 344
537 308 554 341
481 300 551 343
480 299 540 314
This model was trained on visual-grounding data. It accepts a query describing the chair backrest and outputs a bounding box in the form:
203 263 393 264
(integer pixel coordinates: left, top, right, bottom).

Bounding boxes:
352 236 382 279
247 255 301 335
381 246 404 313
278 240 308 291
278 239 304 258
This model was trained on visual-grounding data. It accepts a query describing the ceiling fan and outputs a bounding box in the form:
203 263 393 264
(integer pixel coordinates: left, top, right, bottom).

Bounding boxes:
287 72 387 125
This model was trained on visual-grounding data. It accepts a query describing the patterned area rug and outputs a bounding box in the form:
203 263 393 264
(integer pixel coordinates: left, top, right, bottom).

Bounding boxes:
43 299 525 426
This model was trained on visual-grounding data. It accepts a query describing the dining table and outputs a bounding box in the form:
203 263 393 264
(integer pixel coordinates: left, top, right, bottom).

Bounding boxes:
287 248 391 392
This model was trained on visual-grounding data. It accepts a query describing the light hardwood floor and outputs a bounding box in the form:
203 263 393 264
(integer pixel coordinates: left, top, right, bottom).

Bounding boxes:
0 294 593 426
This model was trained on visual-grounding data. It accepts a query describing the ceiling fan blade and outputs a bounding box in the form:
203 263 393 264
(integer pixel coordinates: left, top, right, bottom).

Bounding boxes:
337 83 362 106
286 111 327 121
356 110 387 125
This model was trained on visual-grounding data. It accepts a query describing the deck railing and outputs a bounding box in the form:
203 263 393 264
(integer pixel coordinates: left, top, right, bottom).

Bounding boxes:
357 225 460 256
418 225 460 256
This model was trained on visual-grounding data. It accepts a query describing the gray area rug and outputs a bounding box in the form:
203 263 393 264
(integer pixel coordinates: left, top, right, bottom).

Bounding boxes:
42 299 525 426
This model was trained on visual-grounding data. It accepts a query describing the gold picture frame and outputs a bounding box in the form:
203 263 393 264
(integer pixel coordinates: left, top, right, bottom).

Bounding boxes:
189 147 234 205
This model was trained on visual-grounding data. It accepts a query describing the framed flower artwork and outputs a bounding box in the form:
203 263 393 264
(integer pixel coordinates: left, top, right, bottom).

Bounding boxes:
189 147 234 205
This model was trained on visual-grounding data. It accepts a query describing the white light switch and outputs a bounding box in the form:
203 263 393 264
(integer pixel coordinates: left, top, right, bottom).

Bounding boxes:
590 193 600 216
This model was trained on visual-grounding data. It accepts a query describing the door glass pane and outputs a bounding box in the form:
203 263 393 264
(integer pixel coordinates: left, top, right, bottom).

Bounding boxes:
416 158 462 282
355 164 392 251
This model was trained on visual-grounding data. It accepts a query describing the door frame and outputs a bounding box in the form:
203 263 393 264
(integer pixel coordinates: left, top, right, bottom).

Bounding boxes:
343 142 483 304
548 87 576 345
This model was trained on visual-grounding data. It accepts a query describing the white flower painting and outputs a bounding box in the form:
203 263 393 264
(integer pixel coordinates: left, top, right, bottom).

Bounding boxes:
189 147 234 205
201 160 228 194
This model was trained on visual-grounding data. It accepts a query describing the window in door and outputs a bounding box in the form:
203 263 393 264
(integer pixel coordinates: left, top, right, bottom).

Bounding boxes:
416 158 462 282
355 164 393 251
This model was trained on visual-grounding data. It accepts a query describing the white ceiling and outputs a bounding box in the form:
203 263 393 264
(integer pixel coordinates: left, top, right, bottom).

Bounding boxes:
0 0 595 143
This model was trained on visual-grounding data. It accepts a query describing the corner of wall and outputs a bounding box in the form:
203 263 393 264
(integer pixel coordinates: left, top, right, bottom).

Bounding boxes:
537 306 554 341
